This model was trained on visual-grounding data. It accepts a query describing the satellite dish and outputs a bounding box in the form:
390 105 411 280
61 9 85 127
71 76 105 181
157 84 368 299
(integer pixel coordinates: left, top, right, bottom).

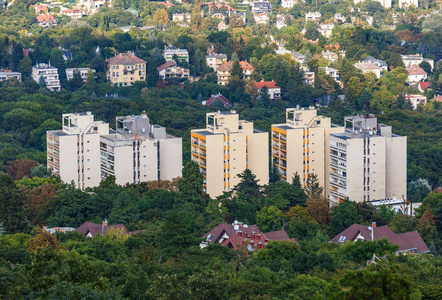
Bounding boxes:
142 128 146 133
234 220 238 225
233 224 239 231
369 131 373 135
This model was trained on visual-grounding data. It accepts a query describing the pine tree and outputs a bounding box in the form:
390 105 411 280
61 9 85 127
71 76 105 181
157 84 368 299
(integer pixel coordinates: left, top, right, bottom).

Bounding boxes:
305 173 323 199
38 75 46 87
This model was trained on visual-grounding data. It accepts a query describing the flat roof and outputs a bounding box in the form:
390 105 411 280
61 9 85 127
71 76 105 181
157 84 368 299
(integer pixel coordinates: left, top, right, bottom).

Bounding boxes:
48 130 67 137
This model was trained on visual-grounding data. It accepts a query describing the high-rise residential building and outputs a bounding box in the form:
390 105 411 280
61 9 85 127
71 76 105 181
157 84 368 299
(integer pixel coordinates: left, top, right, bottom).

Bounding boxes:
105 52 146 87
47 112 109 189
191 111 268 198
271 107 344 193
32 63 61 91
329 115 406 205
47 112 182 189
100 113 182 185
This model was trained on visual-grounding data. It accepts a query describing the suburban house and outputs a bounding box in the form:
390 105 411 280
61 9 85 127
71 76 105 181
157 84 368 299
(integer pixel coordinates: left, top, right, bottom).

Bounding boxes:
216 61 254 85
354 62 382 78
322 66 340 82
0 69 22 82
254 13 270 24
202 93 232 108
200 222 295 251
105 52 147 87
318 23 334 38
276 14 293 29
305 12 321 22
66 67 95 81
163 45 189 63
157 61 190 80
252 1 272 15
61 8 84 19
363 56 388 71
281 0 297 9
330 223 429 254
401 54 434 71
406 64 427 83
205 47 227 71
32 4 49 13
254 81 281 100
218 21 228 31
322 50 339 62
405 94 427 109
172 13 191 22
303 70 315 86
418 81 431 93
36 14 58 28
76 221 145 238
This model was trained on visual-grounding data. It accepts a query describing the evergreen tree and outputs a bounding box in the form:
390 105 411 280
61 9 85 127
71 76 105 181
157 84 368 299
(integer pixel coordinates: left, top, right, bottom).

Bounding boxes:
38 75 46 87
176 161 207 211
305 173 323 199
269 164 281 184
229 60 243 79
260 85 271 108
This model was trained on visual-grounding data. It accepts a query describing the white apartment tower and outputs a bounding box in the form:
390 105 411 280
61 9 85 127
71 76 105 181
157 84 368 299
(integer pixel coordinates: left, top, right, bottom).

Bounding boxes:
100 113 182 185
47 112 182 189
191 111 269 198
271 107 344 193
329 115 407 205
47 112 109 189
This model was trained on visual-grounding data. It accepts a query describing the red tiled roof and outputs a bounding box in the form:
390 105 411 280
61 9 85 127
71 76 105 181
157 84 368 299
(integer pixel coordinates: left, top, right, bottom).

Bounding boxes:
37 14 56 22
217 61 254 72
157 61 176 72
254 81 279 89
433 95 442 102
160 1 174 6
205 94 232 107
106 52 146 65
330 224 429 253
202 223 295 251
419 82 431 90
406 64 427 75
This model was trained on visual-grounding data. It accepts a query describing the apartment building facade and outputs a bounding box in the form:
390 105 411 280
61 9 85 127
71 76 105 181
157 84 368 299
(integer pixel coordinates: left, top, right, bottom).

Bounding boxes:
47 112 109 189
163 46 189 63
191 111 268 198
66 67 95 81
217 61 254 85
0 69 22 82
271 107 344 193
47 112 182 189
100 113 182 185
32 63 61 91
329 115 407 205
106 52 146 87
205 52 227 71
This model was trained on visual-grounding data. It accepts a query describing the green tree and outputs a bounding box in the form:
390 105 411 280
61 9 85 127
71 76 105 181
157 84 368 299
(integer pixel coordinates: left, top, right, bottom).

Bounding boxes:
330 200 362 235
176 161 207 211
0 174 28 234
38 75 46 87
304 173 323 199
419 61 432 74
326 263 415 299
108 191 139 225
259 85 271 108
18 56 32 75
256 206 284 232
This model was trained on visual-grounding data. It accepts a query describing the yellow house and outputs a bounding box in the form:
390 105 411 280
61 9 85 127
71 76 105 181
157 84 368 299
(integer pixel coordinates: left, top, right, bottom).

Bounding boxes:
106 52 146 87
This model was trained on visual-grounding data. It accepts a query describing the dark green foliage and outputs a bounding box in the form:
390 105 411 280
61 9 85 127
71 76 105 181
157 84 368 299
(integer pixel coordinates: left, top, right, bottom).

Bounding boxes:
330 200 362 235
0 174 28 234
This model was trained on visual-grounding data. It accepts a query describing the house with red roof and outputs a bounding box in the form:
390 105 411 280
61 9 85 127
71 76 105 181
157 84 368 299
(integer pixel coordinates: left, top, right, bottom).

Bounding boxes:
254 13 270 24
61 8 85 20
253 81 281 100
36 14 58 28
157 61 190 80
32 4 49 14
406 64 427 83
202 93 232 108
330 223 429 254
201 222 295 251
418 81 431 93
105 52 147 86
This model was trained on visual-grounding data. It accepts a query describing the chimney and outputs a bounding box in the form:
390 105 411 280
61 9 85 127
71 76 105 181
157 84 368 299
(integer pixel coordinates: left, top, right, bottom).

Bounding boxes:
251 231 255 239
372 222 376 228
237 231 242 237
103 219 108 226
